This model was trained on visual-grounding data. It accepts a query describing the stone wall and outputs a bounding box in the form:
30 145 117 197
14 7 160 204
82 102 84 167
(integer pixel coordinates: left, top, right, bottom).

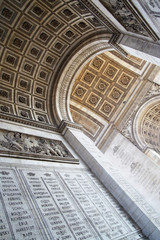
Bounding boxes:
0 121 148 240
0 164 146 240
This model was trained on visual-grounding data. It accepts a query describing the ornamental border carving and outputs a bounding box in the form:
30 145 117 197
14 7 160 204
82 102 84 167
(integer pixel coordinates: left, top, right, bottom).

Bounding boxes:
0 112 59 132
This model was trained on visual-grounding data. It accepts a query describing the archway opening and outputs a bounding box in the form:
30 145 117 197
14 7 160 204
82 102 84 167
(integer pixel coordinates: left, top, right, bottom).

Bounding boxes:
52 35 112 125
69 49 150 146
133 96 160 165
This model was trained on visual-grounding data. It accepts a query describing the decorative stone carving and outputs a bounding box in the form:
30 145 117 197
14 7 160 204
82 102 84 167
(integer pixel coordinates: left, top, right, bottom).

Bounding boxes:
96 79 109 93
39 32 48 41
103 64 119 80
35 102 42 109
50 19 60 28
6 55 15 65
138 0 160 37
2 8 13 19
63 9 73 17
137 101 160 153
99 101 114 117
36 86 43 94
71 52 138 123
31 47 39 56
46 56 53 64
143 83 160 99
20 80 27 88
32 6 43 16
78 21 87 28
0 0 107 127
2 73 10 82
88 93 100 106
0 90 8 98
121 118 133 140
22 21 32 31
0 130 74 161
20 110 28 118
121 83 160 152
111 88 121 99
75 86 86 98
99 0 149 36
0 105 9 112
19 96 26 103
55 42 62 49
101 103 112 114
92 57 104 70
83 72 94 84
65 30 74 38
105 65 117 77
119 74 131 86
13 38 22 48
24 63 32 72
37 116 44 122
39 71 46 79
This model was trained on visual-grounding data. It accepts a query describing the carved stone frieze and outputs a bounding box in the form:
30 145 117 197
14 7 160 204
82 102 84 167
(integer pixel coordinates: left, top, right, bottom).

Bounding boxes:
138 0 160 38
143 82 160 99
99 0 150 36
0 129 77 163
121 118 135 145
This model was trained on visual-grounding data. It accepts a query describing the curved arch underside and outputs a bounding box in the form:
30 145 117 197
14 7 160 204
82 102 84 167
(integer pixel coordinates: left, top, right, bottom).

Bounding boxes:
133 96 160 153
52 36 112 125
0 0 111 128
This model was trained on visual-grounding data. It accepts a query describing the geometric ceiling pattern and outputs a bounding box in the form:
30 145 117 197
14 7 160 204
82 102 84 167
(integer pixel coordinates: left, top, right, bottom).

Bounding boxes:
71 53 139 122
0 0 159 155
0 0 106 126
142 103 160 153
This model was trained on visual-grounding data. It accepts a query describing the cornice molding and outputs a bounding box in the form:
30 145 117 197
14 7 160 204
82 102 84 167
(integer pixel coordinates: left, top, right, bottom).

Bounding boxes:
59 120 83 136
0 113 59 132
79 0 120 34
109 33 128 57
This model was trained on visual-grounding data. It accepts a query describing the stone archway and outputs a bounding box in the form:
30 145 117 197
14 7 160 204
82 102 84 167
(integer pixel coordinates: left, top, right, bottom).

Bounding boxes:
52 34 113 125
133 96 160 154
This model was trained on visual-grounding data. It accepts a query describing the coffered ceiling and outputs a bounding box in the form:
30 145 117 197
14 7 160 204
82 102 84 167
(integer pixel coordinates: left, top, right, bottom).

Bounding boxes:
0 0 107 128
71 53 141 122
70 51 148 140
141 103 160 153
0 0 158 133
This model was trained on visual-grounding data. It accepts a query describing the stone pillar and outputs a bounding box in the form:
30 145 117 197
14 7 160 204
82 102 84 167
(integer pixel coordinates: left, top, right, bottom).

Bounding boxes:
117 34 160 66
59 120 160 239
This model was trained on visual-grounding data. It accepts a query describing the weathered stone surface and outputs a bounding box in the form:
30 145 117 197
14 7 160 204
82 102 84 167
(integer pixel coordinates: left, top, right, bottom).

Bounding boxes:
0 166 147 240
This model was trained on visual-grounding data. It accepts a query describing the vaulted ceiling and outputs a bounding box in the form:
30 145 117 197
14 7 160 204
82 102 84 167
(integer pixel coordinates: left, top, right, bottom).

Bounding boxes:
0 0 159 155
70 50 149 140
0 0 107 129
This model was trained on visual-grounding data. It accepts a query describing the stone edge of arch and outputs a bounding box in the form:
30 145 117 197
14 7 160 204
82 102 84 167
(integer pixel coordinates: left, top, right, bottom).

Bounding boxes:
133 95 160 150
52 34 113 125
